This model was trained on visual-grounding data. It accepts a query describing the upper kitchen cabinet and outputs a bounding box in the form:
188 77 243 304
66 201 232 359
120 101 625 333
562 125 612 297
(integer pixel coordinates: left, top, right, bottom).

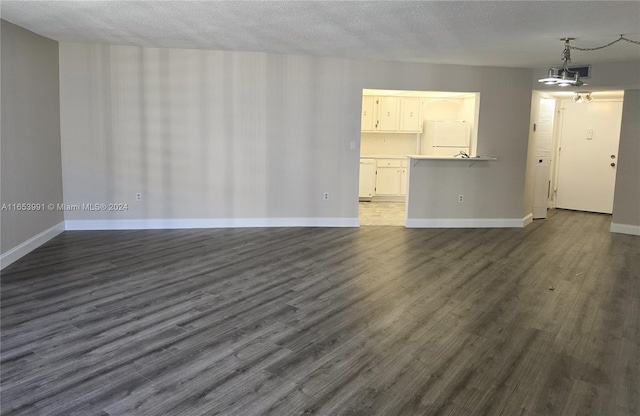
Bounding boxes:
400 97 422 132
377 97 399 131
361 96 377 131
361 95 421 133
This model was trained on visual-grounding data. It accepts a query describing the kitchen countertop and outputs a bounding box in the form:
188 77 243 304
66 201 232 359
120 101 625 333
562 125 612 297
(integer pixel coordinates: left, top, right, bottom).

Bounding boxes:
360 154 410 159
361 154 497 161
406 155 497 161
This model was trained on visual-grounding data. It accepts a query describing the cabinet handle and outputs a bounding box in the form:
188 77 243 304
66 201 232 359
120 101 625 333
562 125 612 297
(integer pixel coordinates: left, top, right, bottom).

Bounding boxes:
611 162 616 167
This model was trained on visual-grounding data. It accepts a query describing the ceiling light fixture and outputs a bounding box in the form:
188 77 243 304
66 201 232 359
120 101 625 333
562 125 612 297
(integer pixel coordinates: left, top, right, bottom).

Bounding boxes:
573 93 583 103
539 34 640 88
538 38 585 87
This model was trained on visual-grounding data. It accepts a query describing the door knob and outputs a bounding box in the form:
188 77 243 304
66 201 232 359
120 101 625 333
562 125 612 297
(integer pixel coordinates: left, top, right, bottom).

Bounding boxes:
611 162 616 167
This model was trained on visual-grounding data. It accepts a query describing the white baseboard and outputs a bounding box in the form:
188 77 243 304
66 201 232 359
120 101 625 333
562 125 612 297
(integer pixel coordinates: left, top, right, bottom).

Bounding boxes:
65 217 360 230
610 222 640 236
405 217 529 228
523 213 534 227
0 221 65 269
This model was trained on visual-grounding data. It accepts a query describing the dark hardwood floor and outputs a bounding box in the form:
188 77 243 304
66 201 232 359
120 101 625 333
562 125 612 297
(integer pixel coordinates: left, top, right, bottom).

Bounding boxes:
1 209 638 416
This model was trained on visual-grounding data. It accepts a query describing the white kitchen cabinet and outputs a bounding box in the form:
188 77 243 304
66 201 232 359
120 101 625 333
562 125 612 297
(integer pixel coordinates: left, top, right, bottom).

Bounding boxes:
375 159 404 196
400 97 422 132
361 96 376 132
400 160 408 195
376 167 402 195
377 97 399 131
361 96 420 133
359 159 376 199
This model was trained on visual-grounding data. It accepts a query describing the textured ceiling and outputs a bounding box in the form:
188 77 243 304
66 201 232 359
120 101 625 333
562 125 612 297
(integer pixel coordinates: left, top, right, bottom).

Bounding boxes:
2 1 639 68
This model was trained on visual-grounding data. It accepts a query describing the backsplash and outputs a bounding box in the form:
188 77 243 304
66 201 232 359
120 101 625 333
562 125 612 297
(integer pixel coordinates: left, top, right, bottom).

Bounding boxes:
360 133 418 156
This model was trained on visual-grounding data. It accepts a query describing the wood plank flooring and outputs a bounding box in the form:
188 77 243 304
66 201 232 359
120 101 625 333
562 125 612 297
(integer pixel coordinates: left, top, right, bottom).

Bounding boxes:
1 209 639 416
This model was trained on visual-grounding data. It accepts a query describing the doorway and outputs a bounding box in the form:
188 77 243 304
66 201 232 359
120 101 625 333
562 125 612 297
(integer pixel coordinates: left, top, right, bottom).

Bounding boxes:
553 92 624 214
358 89 480 226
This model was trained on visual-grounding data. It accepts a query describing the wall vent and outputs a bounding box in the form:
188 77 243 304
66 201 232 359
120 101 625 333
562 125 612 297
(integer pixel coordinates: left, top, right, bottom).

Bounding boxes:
568 65 591 79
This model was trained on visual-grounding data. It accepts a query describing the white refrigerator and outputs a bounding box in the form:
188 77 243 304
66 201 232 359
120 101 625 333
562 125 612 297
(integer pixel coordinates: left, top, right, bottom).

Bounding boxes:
421 120 470 157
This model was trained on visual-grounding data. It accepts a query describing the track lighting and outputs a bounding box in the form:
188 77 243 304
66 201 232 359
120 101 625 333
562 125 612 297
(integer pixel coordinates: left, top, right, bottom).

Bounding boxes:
573 92 594 103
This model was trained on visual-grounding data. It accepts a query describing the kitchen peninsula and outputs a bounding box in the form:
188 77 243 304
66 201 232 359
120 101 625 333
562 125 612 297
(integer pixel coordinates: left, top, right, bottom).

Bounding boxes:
402 155 528 229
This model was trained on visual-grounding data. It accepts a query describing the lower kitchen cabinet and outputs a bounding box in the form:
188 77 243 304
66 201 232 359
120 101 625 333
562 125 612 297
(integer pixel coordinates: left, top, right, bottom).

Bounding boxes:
400 164 408 195
375 159 407 196
359 159 376 199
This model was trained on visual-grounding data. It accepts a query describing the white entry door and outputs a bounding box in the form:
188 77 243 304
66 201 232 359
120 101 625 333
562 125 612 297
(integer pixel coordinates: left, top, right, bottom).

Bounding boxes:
555 100 623 214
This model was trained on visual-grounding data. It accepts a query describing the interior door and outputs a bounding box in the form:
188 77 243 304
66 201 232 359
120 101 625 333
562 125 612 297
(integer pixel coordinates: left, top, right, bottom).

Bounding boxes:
555 100 623 214
532 97 556 219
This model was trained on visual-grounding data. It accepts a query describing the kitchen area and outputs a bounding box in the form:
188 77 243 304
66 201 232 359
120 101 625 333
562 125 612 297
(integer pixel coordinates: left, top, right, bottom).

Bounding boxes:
359 89 480 225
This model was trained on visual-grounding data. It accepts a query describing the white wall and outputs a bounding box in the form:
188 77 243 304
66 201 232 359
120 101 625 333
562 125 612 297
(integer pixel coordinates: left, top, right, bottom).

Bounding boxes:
611 89 640 235
1 20 64 267
60 45 362 227
60 43 534 228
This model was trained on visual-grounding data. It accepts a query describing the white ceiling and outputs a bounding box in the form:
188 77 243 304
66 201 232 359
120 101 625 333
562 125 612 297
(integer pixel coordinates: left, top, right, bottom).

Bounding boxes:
1 1 639 68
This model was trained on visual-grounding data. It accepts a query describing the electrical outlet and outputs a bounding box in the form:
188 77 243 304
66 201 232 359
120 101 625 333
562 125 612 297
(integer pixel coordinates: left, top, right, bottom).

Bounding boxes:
323 192 329 200
136 192 142 201
350 141 357 150
458 194 464 203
